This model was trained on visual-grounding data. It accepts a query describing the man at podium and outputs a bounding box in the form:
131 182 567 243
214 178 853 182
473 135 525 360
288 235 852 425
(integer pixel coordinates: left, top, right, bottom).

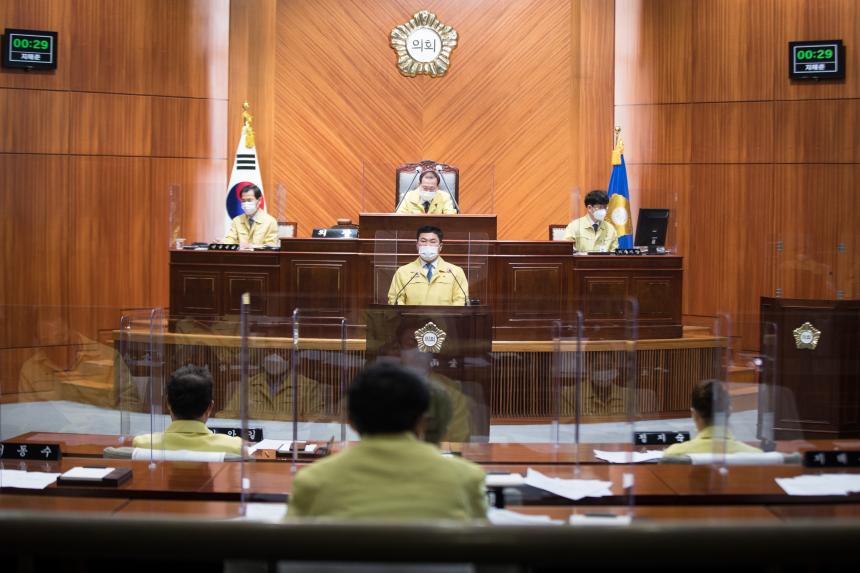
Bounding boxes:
387 225 468 305
223 184 279 247
562 189 618 252
396 171 457 214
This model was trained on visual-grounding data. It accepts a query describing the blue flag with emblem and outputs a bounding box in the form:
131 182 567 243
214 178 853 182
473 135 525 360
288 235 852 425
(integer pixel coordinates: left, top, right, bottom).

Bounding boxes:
607 138 633 248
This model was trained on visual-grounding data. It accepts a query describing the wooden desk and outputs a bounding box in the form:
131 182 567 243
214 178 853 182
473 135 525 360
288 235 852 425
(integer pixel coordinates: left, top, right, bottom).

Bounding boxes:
169 242 682 341
509 505 780 522
358 213 497 240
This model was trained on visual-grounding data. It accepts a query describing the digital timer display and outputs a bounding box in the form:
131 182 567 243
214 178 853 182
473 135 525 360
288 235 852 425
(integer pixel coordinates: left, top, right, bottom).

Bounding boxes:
2 28 58 70
789 40 844 80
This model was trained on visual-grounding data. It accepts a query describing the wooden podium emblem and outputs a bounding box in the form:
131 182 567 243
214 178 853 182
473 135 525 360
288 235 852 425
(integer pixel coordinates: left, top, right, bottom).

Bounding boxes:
793 322 821 350
415 322 447 353
390 11 458 77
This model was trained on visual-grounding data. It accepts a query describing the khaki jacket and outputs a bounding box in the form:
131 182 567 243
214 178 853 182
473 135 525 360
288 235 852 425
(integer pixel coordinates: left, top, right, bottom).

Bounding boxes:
562 214 619 252
387 256 468 306
662 426 763 456
223 210 279 246
396 190 457 215
132 420 242 455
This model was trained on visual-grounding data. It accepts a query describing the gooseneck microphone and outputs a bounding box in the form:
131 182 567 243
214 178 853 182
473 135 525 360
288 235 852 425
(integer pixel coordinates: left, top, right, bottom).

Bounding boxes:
443 267 469 306
393 271 421 305
435 164 461 213
394 166 423 212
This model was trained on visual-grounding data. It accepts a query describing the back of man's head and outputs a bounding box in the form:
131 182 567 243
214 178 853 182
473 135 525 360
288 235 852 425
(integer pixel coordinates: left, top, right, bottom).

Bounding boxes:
167 365 214 420
348 362 430 435
690 379 730 425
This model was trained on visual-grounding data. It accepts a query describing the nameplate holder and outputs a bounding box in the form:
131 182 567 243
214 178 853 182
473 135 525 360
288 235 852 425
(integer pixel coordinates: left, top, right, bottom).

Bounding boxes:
208 243 240 251
209 426 264 442
0 442 61 461
312 228 357 239
275 440 332 459
633 431 690 446
803 451 860 468
57 467 133 487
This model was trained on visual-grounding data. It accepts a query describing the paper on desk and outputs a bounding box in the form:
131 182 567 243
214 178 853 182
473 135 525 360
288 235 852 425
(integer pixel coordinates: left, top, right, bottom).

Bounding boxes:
131 448 225 462
487 508 564 526
593 450 664 464
61 467 115 480
485 473 525 487
524 468 612 501
0 469 60 490
237 502 287 522
776 474 860 496
247 439 290 454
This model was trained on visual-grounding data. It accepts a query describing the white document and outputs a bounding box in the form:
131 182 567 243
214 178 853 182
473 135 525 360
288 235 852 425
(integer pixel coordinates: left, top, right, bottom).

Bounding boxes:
131 448 225 462
61 467 115 481
247 439 289 454
687 452 786 466
524 468 613 501
776 474 860 496
485 473 525 487
487 508 564 526
593 449 664 464
569 513 633 527
0 469 60 490
238 502 287 522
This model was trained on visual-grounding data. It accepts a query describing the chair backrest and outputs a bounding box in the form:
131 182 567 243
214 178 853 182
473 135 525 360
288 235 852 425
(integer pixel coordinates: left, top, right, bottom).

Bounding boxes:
395 160 459 210
278 221 297 239
548 224 567 241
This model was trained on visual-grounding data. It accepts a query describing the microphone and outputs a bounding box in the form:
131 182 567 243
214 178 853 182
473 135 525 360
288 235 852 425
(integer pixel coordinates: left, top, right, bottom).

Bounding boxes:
422 201 430 213
442 267 469 306
393 271 421 305
435 164 461 213
394 166 423 212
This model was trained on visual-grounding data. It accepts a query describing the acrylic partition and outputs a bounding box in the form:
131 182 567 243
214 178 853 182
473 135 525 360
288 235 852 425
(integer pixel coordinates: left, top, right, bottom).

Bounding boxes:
0 305 163 489
361 160 495 215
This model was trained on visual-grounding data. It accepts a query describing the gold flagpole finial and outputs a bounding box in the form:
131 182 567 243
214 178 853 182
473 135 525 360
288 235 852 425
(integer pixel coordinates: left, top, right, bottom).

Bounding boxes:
242 101 255 148
611 126 624 165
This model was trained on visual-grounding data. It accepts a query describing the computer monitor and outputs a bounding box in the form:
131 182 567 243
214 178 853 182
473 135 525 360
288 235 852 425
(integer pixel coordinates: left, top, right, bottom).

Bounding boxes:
634 208 670 253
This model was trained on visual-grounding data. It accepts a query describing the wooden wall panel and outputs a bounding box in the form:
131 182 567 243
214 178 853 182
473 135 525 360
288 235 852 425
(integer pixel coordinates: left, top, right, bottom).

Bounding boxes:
68 92 152 156
0 0 71 89
614 0 692 105
691 102 774 164
837 166 860 299
152 97 228 159
0 89 69 154
624 164 690 257
773 99 860 164
774 0 860 100
692 0 775 102
614 104 691 164
263 0 613 239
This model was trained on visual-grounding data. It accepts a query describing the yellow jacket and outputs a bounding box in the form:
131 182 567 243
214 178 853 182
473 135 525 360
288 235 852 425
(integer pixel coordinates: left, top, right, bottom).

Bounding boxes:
223 210 279 246
662 426 763 456
215 372 326 422
132 420 242 455
387 256 468 305
288 432 487 520
396 190 457 214
562 214 618 252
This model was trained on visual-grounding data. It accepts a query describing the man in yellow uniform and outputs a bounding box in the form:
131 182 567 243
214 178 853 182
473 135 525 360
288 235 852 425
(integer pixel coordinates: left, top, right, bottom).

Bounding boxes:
288 362 487 520
662 380 762 457
132 365 242 455
387 225 468 305
223 184 279 247
396 170 457 214
562 189 619 252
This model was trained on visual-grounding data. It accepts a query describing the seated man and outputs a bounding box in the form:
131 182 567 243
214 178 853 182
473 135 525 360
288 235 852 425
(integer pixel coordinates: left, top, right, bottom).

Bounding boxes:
288 362 487 520
396 170 457 214
223 184 279 247
133 365 242 455
663 380 763 457
562 189 619 252
387 225 468 305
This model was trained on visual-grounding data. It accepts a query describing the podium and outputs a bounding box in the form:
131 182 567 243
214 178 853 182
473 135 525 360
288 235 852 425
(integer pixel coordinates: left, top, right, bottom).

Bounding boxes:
358 213 497 240
760 297 860 439
365 304 492 440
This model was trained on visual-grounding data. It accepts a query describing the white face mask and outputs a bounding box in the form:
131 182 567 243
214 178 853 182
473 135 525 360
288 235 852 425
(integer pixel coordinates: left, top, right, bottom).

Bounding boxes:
241 201 258 216
592 208 607 222
419 245 439 262
418 190 436 204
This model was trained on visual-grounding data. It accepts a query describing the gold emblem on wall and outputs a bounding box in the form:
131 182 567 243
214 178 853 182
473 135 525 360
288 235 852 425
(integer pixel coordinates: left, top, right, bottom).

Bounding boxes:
792 322 821 350
415 322 447 353
390 11 458 77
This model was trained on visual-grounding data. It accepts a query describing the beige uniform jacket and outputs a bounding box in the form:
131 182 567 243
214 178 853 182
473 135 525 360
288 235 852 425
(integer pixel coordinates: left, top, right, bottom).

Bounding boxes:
132 420 242 455
662 426 763 456
288 432 487 520
562 214 619 252
387 256 468 306
396 190 457 214
223 211 279 246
